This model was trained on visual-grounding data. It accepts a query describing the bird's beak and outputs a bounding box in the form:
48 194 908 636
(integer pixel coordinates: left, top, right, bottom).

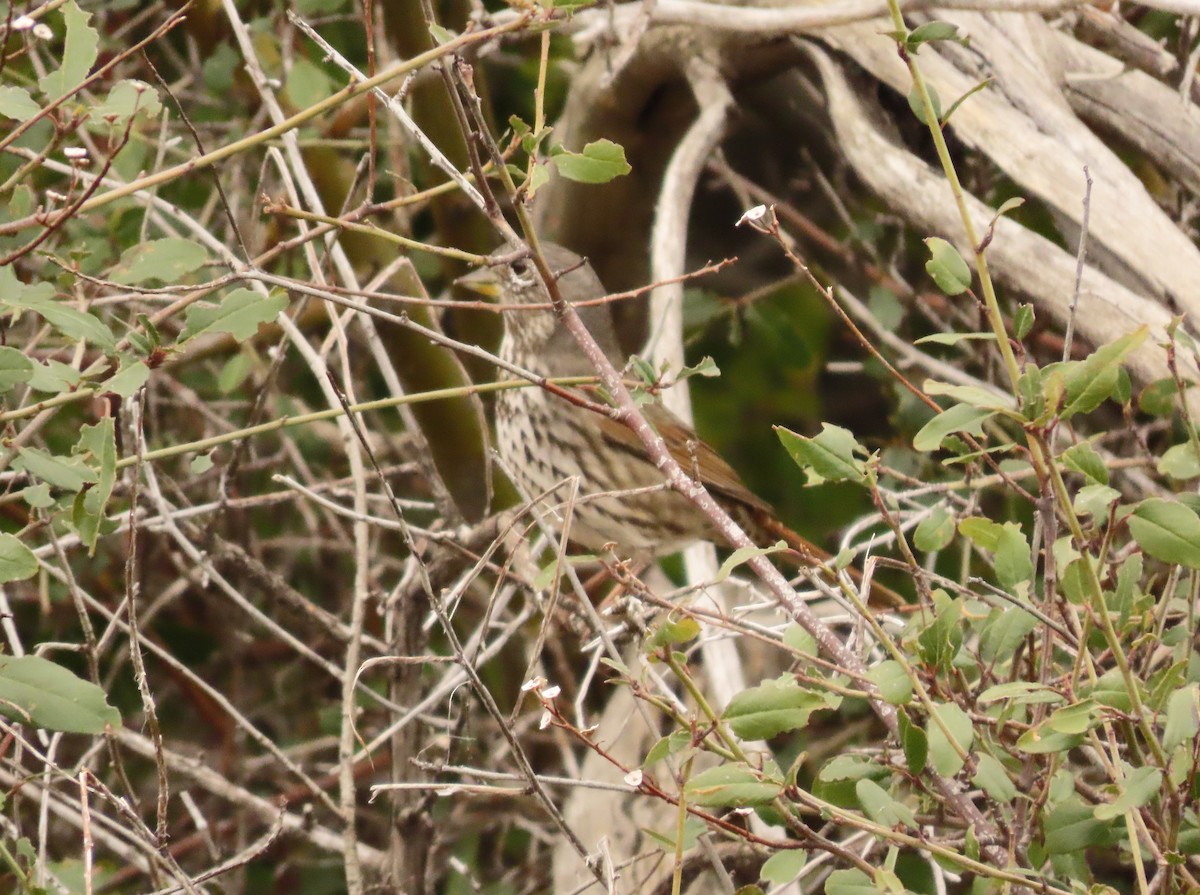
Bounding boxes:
455 266 500 298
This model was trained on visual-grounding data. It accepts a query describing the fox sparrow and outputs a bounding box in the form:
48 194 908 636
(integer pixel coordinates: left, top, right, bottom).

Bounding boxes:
462 243 901 607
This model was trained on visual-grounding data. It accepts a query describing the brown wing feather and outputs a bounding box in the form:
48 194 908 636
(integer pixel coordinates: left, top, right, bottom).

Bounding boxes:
589 400 907 608
589 400 773 514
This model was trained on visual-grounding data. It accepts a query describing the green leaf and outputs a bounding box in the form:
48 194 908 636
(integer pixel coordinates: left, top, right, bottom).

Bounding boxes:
1059 327 1148 419
1060 557 1090 604
1044 800 1113 854
13 447 98 492
1073 483 1120 518
1113 365 1132 406
760 850 806 885
73 419 117 553
916 591 962 670
1012 303 1034 341
913 331 995 347
88 79 162 125
978 606 1038 662
647 616 700 649
1139 378 1180 417
978 681 1065 706
913 403 994 451
37 1 100 101
1018 365 1048 422
782 624 816 656
27 358 83 394
1017 725 1085 754
17 484 55 510
926 702 973 777
105 359 150 398
525 161 550 197
0 347 34 392
1062 442 1108 486
218 351 255 394
190 452 216 475
5 293 116 353
914 505 955 552
1112 554 1142 621
995 197 1026 218
959 518 1032 588
972 754 1016 802
923 237 971 295
922 379 1010 410
9 184 33 217
1158 442 1200 481
684 763 782 807
867 286 903 331
1045 700 1102 735
678 355 720 380
866 661 912 705
109 238 209 286
1163 685 1200 750
907 21 961 51
549 139 632 184
907 83 942 126
1094 767 1162 820
958 516 1002 550
644 730 691 767
533 554 595 590
1148 661 1187 711
0 534 38 583
825 868 876 895
1086 667 1137 713
201 42 239 93
713 541 786 582
723 676 839 739
856 779 915 828
1128 498 1200 568
179 288 288 342
776 423 867 483
428 23 456 44
994 522 1033 588
0 655 120 734
0 86 41 121
818 755 887 782
284 57 334 109
898 708 927 774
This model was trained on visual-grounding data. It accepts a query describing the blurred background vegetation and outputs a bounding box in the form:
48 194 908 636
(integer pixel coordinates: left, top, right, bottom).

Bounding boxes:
3 1 1200 893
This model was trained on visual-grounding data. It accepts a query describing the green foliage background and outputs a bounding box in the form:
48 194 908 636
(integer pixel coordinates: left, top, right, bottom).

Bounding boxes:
1 2 1200 895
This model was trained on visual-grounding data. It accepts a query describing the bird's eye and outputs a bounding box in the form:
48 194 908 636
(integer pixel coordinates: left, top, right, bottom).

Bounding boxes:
510 259 529 276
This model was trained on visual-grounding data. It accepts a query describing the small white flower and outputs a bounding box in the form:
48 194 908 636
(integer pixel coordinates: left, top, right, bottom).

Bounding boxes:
13 15 35 31
63 147 88 160
541 684 561 700
623 769 643 787
521 676 546 692
538 710 552 730
736 205 768 227
32 23 53 40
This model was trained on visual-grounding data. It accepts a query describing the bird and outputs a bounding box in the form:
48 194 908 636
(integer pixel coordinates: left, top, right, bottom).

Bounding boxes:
460 242 903 608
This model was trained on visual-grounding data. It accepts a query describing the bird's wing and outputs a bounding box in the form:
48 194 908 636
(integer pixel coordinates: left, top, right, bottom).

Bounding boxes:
588 399 775 515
